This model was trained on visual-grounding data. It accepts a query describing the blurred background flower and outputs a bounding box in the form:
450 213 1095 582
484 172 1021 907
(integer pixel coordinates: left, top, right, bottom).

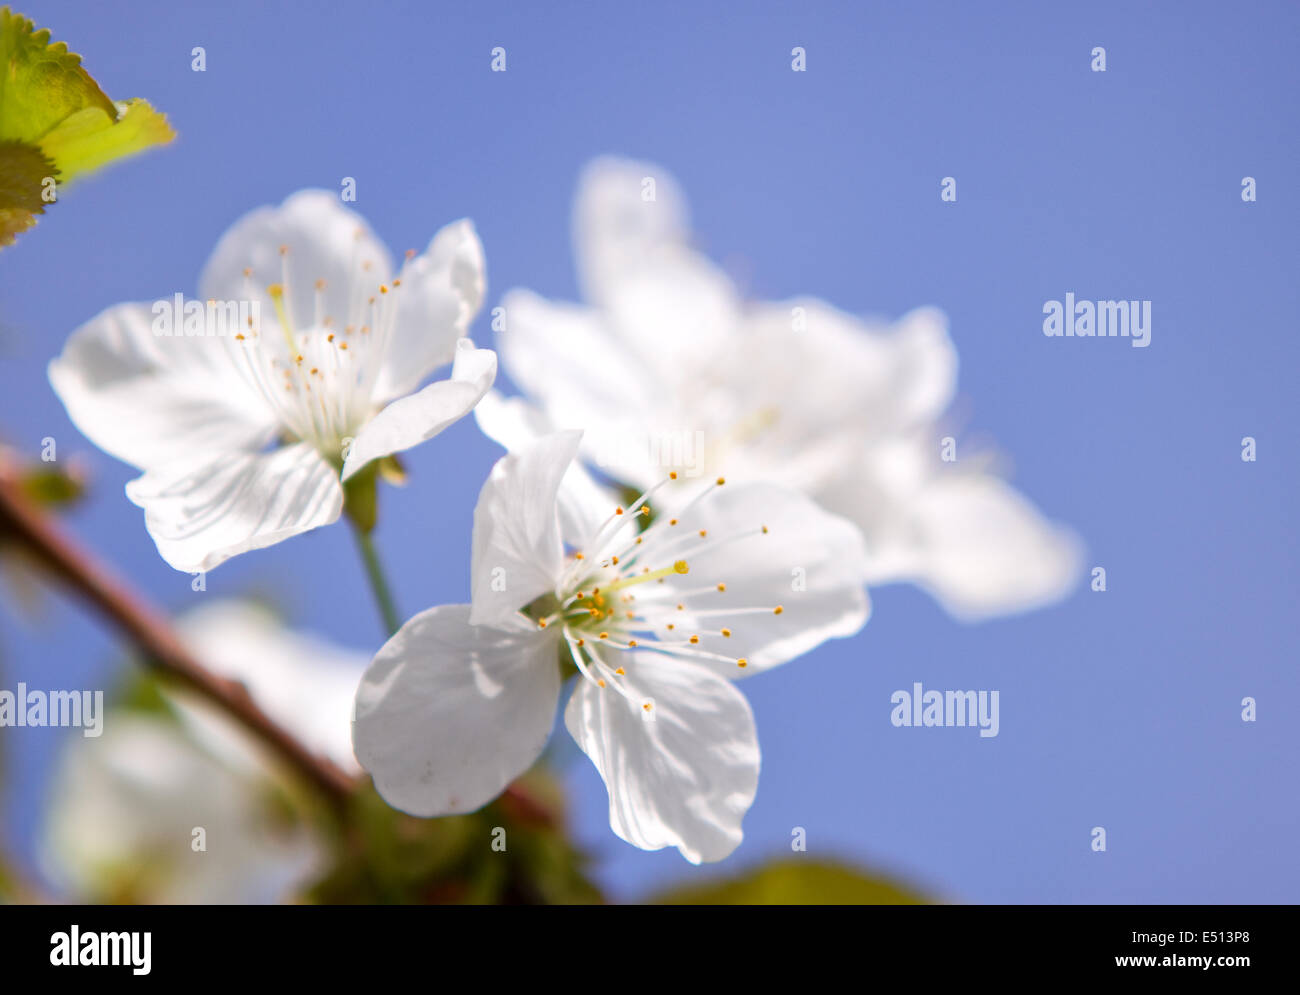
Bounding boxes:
39 599 365 903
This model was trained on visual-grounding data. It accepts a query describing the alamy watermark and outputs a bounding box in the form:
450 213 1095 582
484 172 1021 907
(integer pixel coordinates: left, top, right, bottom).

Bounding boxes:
890 682 999 738
50 926 150 975
0 684 103 737
151 293 260 337
1043 293 1151 348
589 429 706 478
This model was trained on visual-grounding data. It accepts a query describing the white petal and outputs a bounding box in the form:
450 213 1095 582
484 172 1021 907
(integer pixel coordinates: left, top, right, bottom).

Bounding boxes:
173 600 368 773
897 473 1083 621
565 653 759 863
468 430 582 627
125 441 343 573
497 288 657 433
340 339 496 481
472 389 553 453
473 391 620 548
657 482 870 677
372 219 487 401
199 189 393 339
48 302 277 470
599 252 741 386
740 300 957 437
570 156 742 383
352 605 561 816
572 155 693 305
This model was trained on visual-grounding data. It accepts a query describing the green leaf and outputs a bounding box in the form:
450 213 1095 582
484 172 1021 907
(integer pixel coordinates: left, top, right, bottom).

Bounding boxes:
38 98 173 183
648 858 931 905
0 6 174 246
0 138 50 244
0 7 116 143
15 461 86 507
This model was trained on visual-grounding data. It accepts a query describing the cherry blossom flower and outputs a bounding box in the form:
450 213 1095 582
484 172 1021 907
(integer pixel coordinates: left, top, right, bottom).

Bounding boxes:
353 431 869 862
485 157 1080 620
49 190 496 572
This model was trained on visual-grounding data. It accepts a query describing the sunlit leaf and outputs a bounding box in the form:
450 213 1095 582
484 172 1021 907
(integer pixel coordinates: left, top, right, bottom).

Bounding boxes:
0 6 174 246
0 7 116 143
37 98 173 183
649 858 931 905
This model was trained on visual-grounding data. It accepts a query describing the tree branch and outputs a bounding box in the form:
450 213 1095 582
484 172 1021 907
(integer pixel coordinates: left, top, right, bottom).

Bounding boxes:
0 457 355 809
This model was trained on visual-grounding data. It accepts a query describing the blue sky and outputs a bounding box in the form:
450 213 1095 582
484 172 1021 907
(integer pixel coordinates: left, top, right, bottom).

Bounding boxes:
1 0 1297 902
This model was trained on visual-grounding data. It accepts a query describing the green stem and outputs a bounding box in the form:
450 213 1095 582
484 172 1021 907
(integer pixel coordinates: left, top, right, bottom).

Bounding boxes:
352 524 401 637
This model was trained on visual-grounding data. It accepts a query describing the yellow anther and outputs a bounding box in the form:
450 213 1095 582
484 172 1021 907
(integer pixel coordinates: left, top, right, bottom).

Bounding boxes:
699 529 707 537
314 278 326 290
643 702 653 711
774 605 784 615
717 583 727 592
721 628 732 638
601 561 688 596
599 680 606 688
716 476 726 485
615 506 624 516
669 518 678 526
689 635 699 644
737 658 748 669
628 640 637 647
615 667 625 675
761 525 769 534
278 244 289 256
379 284 388 294
669 471 678 480
598 631 609 639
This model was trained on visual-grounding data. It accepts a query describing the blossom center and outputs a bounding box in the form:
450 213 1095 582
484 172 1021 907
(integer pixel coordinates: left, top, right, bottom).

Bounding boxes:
223 239 418 465
531 475 785 701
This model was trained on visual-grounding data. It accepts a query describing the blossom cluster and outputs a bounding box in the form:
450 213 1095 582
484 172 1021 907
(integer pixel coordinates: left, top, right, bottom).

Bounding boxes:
48 158 1079 863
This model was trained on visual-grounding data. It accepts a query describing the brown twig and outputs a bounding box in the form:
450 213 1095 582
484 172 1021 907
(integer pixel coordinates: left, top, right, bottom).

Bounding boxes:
0 457 355 809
